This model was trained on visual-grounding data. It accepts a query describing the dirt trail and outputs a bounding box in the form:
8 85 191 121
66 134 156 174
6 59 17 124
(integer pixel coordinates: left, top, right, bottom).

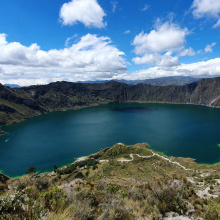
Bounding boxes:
117 152 192 171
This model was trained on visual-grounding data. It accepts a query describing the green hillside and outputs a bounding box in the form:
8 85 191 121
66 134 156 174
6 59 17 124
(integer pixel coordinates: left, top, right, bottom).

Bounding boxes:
0 143 220 219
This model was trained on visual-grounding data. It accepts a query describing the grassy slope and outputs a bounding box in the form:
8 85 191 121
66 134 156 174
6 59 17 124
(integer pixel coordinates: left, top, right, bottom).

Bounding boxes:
1 143 220 219
1 79 220 218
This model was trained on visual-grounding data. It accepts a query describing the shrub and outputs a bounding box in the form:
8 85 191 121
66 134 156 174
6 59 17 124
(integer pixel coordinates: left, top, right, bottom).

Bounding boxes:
108 183 119 194
92 164 98 170
35 177 49 190
97 181 107 191
61 164 77 175
40 186 66 211
208 189 213 194
54 164 58 172
112 208 134 220
16 178 30 191
120 189 128 198
26 166 36 174
0 191 26 218
0 183 5 191
158 200 167 214
204 205 220 220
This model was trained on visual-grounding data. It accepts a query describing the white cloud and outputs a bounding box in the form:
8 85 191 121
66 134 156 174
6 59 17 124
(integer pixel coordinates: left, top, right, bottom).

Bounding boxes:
132 22 188 67
0 33 127 86
65 34 78 47
192 0 220 18
204 42 216 52
124 30 131 34
59 0 106 28
132 52 179 67
114 58 220 81
179 47 196 57
192 0 220 27
197 49 203 54
142 4 150 11
132 22 188 55
132 53 159 65
111 1 118 13
158 52 180 67
0 33 7 45
213 18 220 27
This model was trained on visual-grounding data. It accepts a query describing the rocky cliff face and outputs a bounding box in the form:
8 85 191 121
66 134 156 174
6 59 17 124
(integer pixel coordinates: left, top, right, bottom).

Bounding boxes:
1 77 220 126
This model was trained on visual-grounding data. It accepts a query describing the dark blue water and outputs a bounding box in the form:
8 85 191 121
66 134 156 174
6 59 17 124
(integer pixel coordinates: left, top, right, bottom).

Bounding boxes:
1 103 220 177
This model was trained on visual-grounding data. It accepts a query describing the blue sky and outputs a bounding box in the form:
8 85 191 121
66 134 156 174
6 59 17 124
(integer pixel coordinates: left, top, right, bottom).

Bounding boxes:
0 0 220 86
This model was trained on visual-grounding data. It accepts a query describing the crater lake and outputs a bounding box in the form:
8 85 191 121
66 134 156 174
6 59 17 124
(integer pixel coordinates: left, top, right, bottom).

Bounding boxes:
1 103 220 177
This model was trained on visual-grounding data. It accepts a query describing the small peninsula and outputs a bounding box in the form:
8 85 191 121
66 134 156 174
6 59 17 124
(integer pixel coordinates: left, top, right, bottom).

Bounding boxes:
1 78 220 219
0 143 220 219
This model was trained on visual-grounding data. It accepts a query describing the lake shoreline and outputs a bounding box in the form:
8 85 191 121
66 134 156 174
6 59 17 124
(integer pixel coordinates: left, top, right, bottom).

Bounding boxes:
1 102 220 176
1 143 220 179
1 101 219 129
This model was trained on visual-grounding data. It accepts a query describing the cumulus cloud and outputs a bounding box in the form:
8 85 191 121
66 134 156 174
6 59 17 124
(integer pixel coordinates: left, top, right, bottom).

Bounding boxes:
133 22 188 55
59 0 106 28
192 0 220 27
132 53 159 65
130 20 220 79
158 52 180 67
132 52 179 67
204 42 216 52
179 47 196 57
192 0 220 18
132 22 188 67
0 33 7 45
0 33 127 86
114 58 220 81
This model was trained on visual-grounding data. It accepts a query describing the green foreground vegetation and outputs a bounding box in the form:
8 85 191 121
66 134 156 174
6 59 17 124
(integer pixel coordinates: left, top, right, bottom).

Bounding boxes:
1 143 220 219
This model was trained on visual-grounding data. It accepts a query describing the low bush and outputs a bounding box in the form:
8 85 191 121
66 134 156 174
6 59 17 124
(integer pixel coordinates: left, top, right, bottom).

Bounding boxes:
35 177 49 190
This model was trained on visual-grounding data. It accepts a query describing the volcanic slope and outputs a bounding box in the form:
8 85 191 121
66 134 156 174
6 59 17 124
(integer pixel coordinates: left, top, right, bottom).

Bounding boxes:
1 77 220 126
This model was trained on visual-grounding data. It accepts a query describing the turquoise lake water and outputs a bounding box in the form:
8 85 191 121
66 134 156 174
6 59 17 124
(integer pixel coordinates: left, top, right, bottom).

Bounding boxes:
1 103 220 177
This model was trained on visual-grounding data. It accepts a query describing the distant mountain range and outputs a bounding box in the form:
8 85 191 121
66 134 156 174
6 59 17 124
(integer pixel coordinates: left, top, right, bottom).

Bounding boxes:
77 76 200 86
116 76 200 86
3 76 200 88
1 76 220 126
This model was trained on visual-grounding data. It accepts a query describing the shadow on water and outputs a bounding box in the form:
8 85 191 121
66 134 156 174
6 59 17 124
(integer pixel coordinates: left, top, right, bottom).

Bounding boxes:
113 107 153 114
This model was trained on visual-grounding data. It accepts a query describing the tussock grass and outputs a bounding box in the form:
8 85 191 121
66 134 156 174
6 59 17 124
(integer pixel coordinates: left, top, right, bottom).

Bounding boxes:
1 143 220 219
